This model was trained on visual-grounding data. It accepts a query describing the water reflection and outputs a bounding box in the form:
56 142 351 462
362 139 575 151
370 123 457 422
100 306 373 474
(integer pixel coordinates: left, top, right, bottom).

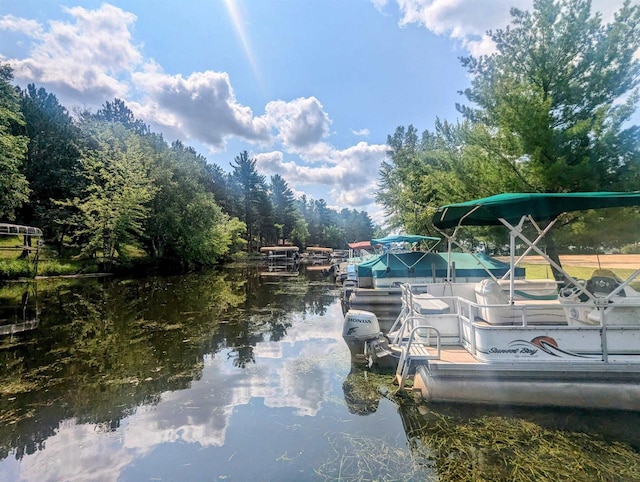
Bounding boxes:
2 267 640 481
339 362 640 481
0 282 39 337
0 266 349 480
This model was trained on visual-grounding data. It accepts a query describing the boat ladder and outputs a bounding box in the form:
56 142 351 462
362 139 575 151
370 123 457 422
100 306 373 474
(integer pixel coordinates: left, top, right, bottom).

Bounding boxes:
395 325 441 390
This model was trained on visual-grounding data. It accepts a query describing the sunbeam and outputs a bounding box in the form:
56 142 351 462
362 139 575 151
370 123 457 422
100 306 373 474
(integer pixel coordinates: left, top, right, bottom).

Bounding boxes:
222 0 263 90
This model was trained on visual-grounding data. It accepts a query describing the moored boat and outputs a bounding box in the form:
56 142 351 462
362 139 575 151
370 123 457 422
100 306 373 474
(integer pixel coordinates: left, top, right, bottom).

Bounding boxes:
347 234 524 307
343 192 640 411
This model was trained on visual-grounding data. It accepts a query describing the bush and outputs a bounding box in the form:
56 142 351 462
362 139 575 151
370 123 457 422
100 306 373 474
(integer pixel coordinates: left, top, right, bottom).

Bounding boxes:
621 243 640 254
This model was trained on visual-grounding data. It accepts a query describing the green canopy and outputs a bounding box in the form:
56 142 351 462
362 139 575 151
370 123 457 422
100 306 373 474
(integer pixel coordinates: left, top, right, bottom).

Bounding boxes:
371 234 440 245
433 192 640 229
356 251 524 279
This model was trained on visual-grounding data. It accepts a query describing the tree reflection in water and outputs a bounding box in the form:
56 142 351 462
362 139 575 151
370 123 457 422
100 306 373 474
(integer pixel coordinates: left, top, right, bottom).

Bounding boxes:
0 265 334 465
2 267 640 481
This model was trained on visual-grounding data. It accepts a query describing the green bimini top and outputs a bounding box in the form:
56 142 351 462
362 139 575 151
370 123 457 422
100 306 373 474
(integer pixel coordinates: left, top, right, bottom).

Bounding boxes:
356 251 524 279
371 234 440 246
433 192 640 229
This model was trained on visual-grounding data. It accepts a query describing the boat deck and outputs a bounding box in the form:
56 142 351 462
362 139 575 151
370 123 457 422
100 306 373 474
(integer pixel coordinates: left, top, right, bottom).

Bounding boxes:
431 346 480 364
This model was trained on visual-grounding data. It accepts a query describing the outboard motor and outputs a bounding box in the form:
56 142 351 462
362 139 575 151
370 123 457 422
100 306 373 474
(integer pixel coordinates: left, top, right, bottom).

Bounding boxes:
342 309 381 358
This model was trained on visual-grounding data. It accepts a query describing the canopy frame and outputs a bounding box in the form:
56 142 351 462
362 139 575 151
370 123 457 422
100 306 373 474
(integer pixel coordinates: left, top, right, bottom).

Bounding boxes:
432 192 640 304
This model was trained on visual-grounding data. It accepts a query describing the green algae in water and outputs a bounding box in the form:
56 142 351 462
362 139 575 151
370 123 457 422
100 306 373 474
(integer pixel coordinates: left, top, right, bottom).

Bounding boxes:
328 365 640 481
315 405 640 482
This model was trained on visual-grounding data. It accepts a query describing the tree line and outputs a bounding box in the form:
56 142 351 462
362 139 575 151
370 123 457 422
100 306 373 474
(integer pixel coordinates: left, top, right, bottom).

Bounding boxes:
377 0 640 259
0 66 376 269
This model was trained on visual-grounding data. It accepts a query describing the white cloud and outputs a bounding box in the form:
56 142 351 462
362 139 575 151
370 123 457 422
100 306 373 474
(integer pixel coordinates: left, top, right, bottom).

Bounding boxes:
351 128 370 137
3 4 141 105
265 97 332 151
131 69 272 149
0 14 44 37
394 0 529 55
371 0 390 13
255 141 387 209
390 0 637 56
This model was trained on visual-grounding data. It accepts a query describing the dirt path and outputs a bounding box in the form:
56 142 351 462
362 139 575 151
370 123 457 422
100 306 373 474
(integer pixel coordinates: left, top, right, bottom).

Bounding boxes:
507 254 640 269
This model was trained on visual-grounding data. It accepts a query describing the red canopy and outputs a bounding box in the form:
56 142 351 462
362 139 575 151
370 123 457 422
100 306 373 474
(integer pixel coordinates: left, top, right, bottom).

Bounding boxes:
348 241 372 249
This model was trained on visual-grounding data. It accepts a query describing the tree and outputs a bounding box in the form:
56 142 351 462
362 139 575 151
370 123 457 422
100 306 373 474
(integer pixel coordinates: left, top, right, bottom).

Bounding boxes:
290 217 309 249
230 151 267 252
94 98 150 136
339 208 375 243
459 0 640 273
377 0 640 260
19 84 84 250
0 64 29 219
69 120 156 269
144 140 245 266
458 0 640 193
269 174 298 244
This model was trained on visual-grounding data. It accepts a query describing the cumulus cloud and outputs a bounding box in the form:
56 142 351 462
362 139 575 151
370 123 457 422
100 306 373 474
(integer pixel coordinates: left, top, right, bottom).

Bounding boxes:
2 4 141 105
388 0 634 56
0 15 44 37
255 141 387 208
265 97 332 151
131 69 272 149
393 0 529 55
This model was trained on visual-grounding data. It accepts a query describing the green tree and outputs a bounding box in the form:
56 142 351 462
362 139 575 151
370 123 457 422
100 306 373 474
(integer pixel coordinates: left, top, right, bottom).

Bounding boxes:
378 0 640 260
290 217 309 249
339 208 375 243
19 84 84 250
70 120 156 269
94 98 150 136
230 151 267 252
0 64 29 219
145 140 245 266
269 174 298 244
459 0 640 192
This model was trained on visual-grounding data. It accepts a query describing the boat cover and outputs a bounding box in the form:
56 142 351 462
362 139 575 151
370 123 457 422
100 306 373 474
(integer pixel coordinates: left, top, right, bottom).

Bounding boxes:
356 251 524 279
370 234 440 245
347 241 372 249
433 192 640 229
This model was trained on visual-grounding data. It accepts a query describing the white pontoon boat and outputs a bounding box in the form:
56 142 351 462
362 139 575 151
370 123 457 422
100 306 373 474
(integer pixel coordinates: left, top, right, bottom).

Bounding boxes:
343 192 640 411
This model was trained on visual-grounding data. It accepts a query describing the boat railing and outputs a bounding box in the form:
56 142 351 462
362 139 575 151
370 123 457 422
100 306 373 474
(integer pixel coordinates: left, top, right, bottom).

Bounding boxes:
448 295 640 363
395 325 442 389
391 278 640 362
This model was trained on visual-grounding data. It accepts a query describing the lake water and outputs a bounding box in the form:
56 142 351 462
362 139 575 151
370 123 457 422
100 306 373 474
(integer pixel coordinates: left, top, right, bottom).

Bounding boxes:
2 264 640 481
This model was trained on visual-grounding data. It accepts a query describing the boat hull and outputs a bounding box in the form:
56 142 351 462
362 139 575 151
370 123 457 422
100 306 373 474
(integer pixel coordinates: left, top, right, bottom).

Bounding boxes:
413 361 640 411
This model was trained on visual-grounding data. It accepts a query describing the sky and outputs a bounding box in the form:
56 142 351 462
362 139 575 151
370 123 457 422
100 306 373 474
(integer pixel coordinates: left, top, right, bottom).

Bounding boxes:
0 0 636 225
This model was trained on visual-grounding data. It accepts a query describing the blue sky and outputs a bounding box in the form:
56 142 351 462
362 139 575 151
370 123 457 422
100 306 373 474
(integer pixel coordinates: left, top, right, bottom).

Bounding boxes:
0 0 635 224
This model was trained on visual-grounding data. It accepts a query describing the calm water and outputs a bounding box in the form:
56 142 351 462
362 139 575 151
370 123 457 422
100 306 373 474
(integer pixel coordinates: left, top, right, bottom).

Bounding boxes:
2 265 640 481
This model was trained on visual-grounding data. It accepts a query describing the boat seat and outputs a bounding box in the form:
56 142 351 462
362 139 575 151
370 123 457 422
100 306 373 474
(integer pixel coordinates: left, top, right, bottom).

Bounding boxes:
495 279 559 300
411 293 450 314
475 279 567 325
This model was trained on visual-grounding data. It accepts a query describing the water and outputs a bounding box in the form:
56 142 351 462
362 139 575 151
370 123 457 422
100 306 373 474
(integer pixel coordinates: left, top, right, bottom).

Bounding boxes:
1 265 640 481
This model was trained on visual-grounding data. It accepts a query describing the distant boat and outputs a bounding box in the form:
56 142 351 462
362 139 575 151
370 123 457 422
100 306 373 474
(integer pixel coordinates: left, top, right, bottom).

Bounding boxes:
301 246 333 264
259 245 299 262
259 246 299 277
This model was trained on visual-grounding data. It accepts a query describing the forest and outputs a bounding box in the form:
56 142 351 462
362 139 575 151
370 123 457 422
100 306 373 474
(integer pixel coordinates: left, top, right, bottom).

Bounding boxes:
0 66 377 271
